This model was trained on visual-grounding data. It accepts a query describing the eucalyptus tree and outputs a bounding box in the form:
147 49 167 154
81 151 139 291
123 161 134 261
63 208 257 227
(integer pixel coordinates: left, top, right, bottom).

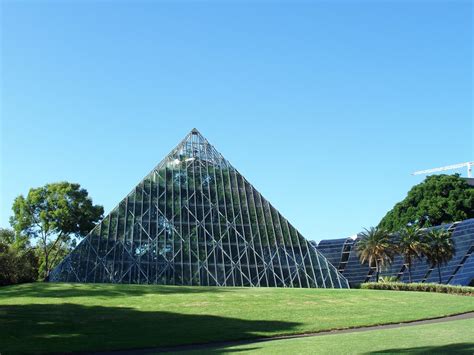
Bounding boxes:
357 226 395 282
10 182 103 279
423 228 455 284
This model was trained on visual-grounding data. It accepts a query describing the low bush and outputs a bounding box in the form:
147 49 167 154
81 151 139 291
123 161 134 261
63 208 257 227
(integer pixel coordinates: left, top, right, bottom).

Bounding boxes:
360 281 474 296
379 276 399 283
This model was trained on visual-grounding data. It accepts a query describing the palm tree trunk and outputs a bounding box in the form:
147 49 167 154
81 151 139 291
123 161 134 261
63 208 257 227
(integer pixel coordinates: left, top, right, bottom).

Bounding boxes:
375 259 379 282
406 256 412 283
438 265 442 284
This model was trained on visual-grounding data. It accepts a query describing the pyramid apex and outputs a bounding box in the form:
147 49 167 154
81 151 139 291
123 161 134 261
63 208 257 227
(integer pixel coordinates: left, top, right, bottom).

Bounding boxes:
49 125 349 289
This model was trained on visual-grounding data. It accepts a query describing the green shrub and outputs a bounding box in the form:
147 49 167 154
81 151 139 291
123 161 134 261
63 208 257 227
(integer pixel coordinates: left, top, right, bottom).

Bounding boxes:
379 276 399 283
360 282 474 296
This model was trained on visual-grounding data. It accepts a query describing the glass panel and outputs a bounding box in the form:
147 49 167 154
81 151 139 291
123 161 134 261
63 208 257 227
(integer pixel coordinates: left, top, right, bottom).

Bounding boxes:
49 129 350 289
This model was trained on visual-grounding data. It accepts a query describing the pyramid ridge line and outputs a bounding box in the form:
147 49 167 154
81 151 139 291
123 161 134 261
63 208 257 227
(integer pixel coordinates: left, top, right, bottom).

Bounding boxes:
50 128 350 289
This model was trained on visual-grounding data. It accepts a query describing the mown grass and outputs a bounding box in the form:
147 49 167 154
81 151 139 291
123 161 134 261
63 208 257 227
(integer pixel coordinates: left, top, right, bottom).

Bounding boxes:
1 282 473 353
183 319 474 354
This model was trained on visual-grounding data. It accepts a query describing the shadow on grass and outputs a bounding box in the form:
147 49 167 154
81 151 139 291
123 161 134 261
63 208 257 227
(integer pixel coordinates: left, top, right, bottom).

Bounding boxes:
0 303 300 353
0 282 231 299
365 343 474 354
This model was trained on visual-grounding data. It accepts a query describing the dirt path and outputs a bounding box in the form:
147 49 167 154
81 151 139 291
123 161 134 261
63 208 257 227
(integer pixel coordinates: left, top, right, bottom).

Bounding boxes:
88 311 474 354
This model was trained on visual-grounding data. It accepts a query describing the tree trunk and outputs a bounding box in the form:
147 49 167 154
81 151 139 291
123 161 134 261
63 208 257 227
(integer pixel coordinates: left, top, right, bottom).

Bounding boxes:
406 256 412 283
43 241 50 281
49 239 64 270
375 259 379 282
44 256 50 280
43 233 63 281
438 265 442 284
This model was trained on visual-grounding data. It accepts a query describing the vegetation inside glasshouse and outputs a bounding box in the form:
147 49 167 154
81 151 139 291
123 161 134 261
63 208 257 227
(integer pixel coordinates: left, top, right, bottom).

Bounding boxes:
1 131 473 354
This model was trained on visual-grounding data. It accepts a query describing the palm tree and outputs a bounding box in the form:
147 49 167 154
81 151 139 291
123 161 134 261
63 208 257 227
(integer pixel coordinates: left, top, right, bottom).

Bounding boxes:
396 226 425 283
423 228 455 284
357 227 395 282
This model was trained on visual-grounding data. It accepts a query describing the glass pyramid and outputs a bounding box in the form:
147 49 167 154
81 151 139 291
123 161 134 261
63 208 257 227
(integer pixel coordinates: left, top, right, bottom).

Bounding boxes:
50 129 349 288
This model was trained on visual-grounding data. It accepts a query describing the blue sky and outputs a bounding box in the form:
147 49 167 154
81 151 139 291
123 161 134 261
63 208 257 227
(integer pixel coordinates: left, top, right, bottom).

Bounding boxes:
1 0 472 241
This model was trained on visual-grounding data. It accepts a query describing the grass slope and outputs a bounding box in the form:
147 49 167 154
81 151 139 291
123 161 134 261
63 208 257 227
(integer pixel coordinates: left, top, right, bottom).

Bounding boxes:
184 319 474 354
0 283 473 353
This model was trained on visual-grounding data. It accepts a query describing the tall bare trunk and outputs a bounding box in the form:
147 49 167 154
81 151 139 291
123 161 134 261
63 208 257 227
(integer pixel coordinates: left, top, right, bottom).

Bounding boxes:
407 256 412 283
42 232 50 281
375 259 379 282
44 247 50 280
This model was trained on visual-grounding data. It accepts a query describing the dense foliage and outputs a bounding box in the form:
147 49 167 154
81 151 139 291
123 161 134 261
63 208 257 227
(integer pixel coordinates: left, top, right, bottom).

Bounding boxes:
0 229 38 286
361 282 474 296
379 174 474 232
9 182 103 279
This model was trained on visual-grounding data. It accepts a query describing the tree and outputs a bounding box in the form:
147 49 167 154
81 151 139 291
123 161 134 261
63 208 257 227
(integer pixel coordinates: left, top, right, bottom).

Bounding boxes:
396 226 425 283
37 240 72 280
10 182 103 279
0 228 15 244
423 228 455 284
357 226 395 282
0 228 38 286
379 174 474 232
0 228 29 249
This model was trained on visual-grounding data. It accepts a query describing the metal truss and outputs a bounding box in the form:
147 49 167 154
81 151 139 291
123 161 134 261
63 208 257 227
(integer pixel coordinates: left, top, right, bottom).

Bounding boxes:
50 129 350 288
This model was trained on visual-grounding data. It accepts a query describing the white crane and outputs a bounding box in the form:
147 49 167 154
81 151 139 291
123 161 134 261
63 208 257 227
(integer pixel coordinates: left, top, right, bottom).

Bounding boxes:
412 162 474 178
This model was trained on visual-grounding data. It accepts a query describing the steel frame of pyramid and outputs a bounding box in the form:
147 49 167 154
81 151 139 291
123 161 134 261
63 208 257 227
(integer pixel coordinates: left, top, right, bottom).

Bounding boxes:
50 129 349 288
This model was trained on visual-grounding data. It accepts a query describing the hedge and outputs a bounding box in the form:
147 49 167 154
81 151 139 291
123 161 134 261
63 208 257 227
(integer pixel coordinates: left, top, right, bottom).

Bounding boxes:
360 282 474 296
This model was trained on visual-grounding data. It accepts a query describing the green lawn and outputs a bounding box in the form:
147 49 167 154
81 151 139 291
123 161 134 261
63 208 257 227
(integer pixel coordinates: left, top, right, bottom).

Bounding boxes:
183 319 474 354
0 282 473 353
